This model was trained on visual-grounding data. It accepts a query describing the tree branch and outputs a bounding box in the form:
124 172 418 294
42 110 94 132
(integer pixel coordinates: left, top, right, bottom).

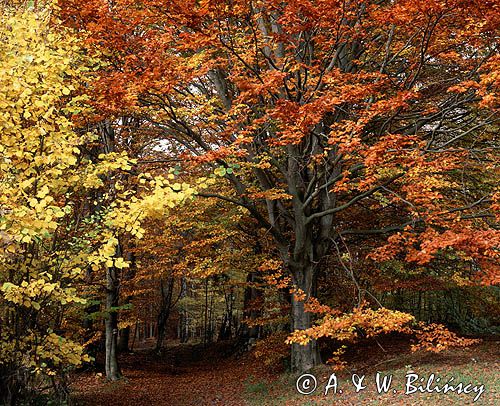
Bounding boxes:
305 174 404 224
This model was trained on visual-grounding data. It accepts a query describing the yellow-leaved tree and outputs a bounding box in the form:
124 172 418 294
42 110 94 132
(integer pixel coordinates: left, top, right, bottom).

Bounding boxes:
0 3 195 403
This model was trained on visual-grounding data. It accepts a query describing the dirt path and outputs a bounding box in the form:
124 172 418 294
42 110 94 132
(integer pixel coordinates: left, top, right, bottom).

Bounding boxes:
71 343 272 406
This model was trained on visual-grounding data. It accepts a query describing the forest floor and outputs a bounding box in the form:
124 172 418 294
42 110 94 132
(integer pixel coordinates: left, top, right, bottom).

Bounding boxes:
71 337 499 406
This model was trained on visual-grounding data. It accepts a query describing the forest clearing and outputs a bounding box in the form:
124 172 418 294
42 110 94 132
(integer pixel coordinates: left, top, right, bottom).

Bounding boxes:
0 0 498 405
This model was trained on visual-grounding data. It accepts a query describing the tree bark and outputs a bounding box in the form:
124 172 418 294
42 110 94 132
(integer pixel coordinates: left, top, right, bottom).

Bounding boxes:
218 285 234 341
179 278 189 343
155 276 175 352
117 251 136 353
290 263 321 372
117 326 130 353
239 271 262 346
105 265 121 381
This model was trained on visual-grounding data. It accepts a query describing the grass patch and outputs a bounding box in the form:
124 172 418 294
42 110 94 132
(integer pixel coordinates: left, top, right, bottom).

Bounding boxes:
245 341 499 405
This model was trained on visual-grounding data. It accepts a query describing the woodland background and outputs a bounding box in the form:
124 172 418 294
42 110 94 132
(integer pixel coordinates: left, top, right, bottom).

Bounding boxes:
0 0 498 405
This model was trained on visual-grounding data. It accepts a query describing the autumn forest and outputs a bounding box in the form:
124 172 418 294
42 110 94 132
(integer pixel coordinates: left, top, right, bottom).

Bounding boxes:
0 0 499 405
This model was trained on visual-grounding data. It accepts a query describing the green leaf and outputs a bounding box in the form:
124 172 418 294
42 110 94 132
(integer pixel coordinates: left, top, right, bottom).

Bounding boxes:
214 167 227 177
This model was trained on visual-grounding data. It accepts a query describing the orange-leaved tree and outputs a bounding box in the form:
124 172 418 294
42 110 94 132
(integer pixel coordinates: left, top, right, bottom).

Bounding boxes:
61 0 499 372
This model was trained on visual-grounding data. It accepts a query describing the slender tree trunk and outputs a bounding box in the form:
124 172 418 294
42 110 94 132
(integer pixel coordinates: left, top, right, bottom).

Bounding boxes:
105 266 121 381
207 286 215 344
82 301 100 360
117 251 136 353
98 120 121 380
117 326 130 353
203 278 209 346
130 321 138 351
239 271 262 346
218 285 234 341
179 311 189 343
156 308 170 352
155 276 175 352
179 278 189 343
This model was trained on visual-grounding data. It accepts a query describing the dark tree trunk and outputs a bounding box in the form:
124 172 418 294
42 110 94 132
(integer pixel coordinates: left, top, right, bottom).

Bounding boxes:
285 157 323 373
105 265 121 381
239 271 263 346
156 308 170 351
117 326 130 353
179 311 189 343
155 276 175 352
207 286 215 344
290 263 321 372
203 278 209 346
179 278 189 343
218 285 235 341
97 120 121 380
0 365 17 406
117 251 136 353
82 301 101 361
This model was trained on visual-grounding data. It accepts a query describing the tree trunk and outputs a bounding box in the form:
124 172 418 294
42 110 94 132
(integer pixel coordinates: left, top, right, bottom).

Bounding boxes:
290 263 321 372
156 307 170 352
207 286 215 344
179 278 189 343
98 120 121 380
179 311 189 343
105 266 121 381
82 301 101 360
239 271 262 346
203 278 209 346
117 251 136 353
218 285 234 341
117 326 130 353
290 290 320 372
155 276 175 352
0 365 17 406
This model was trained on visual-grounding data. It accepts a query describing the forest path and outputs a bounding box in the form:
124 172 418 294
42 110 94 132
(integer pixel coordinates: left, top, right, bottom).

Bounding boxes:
71 342 271 406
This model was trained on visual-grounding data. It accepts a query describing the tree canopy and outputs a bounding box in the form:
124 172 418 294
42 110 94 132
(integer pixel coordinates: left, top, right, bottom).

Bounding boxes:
0 0 498 404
